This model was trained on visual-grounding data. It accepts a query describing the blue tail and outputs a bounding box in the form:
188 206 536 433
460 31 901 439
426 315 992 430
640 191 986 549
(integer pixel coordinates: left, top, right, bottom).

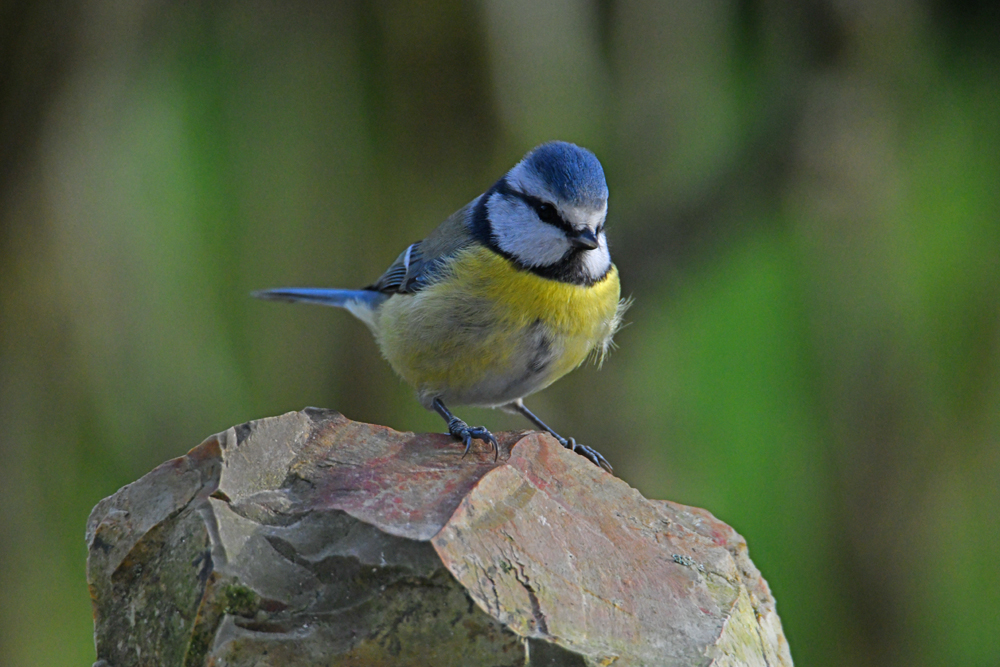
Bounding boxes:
252 287 387 329
252 287 380 308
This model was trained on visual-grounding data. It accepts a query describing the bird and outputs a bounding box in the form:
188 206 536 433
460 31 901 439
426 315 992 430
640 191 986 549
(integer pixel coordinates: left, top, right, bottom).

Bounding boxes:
254 141 628 472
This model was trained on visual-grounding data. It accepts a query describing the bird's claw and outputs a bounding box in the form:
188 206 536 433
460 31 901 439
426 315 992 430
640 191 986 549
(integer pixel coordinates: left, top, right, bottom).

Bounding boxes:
558 436 613 473
448 418 499 462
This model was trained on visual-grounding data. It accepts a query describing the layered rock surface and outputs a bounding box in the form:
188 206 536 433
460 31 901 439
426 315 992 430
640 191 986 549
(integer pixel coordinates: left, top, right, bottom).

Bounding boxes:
86 408 793 666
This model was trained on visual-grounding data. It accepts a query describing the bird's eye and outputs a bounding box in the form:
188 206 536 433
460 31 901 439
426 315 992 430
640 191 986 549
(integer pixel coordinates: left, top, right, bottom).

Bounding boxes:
536 203 558 223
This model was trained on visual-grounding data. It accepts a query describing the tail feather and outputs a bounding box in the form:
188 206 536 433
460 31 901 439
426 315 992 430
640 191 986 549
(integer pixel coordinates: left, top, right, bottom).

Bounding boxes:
251 287 374 307
252 287 385 330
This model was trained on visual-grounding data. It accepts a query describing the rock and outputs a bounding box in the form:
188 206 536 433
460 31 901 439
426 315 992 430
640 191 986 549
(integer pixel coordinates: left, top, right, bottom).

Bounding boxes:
86 408 793 666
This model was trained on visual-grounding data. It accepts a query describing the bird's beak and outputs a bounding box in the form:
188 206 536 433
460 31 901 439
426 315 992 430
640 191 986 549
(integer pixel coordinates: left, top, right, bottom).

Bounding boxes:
569 228 600 250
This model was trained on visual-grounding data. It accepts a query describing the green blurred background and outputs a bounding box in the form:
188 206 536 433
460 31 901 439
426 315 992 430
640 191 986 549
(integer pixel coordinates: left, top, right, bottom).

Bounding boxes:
2 1 998 664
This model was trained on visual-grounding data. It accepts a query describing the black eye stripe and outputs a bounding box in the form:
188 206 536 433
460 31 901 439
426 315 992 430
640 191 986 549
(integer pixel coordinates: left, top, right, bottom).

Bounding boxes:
536 202 558 223
521 195 568 229
495 179 573 233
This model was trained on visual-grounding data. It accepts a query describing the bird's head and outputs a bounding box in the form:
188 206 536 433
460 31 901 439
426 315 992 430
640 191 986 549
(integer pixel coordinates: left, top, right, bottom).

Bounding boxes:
484 141 611 285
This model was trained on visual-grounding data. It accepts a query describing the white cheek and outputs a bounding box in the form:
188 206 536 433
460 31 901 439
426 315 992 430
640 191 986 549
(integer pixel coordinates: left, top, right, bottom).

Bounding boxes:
581 233 612 280
487 194 571 267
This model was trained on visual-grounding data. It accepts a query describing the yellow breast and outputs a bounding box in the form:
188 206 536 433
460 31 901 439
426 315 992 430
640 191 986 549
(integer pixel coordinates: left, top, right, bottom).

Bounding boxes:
375 245 622 406
455 245 620 350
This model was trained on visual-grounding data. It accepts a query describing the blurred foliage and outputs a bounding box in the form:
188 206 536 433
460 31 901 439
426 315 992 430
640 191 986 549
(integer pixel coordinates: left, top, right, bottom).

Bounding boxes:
1 1 998 665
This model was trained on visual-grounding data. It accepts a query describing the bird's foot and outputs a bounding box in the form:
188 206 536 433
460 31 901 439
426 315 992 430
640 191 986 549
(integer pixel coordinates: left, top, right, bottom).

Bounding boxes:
446 417 499 462
556 435 613 473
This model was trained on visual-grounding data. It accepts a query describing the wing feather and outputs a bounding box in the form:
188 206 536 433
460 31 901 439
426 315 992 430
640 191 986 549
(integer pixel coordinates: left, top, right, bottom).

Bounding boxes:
366 199 479 294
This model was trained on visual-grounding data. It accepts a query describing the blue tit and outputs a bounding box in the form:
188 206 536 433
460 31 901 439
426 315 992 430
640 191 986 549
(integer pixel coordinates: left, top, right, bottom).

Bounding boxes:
254 141 627 472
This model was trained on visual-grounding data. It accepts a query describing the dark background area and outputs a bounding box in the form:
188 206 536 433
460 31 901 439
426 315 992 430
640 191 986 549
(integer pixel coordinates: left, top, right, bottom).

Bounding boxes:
1 1 998 664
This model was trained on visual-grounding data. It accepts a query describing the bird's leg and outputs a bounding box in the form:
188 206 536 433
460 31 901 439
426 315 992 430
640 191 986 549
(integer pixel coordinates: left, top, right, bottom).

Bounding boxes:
504 399 613 473
432 398 499 462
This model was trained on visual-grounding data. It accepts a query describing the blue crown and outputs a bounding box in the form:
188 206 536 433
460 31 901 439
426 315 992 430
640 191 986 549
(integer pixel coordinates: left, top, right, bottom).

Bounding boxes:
524 142 608 208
